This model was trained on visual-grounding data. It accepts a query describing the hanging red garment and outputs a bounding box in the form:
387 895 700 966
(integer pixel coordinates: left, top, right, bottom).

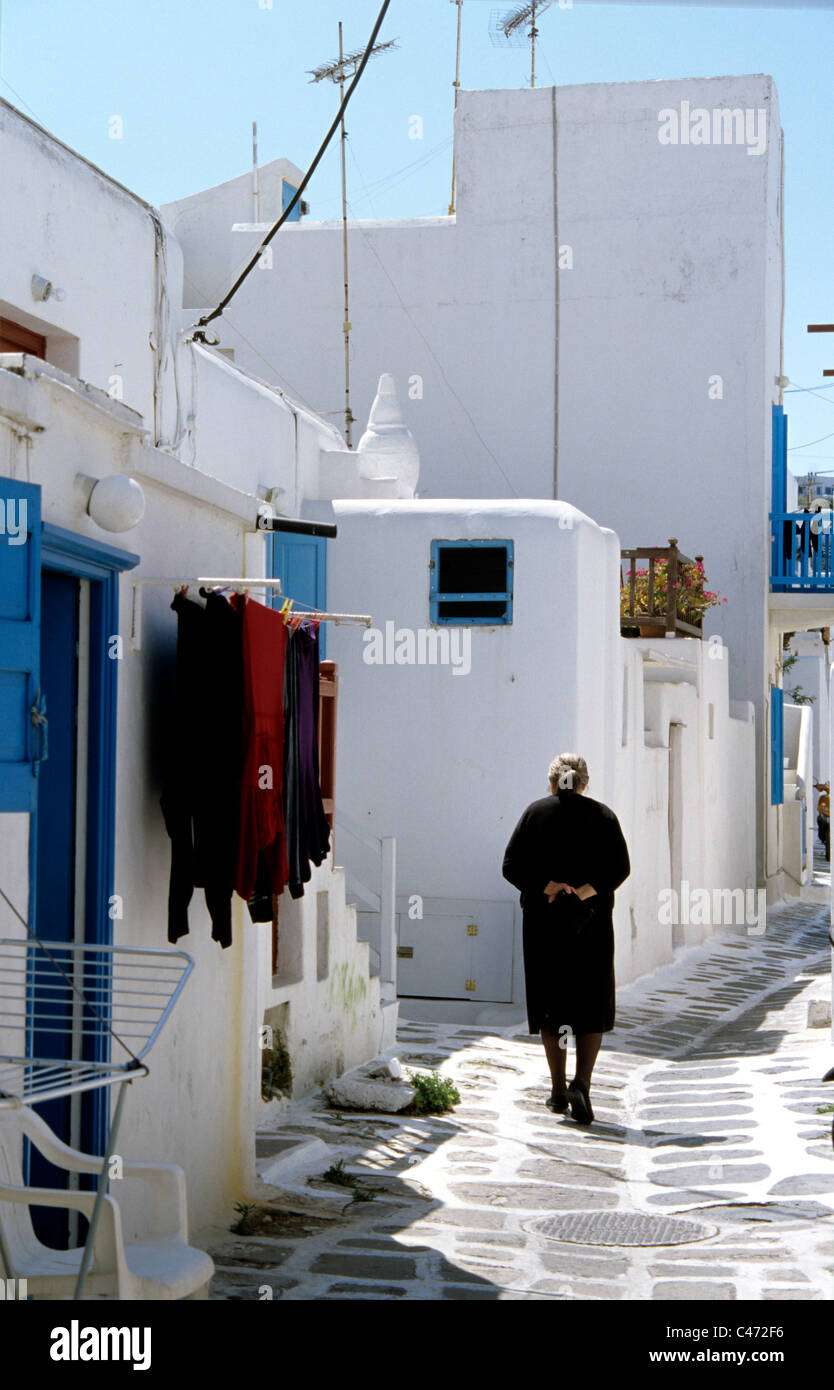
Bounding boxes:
232 593 289 902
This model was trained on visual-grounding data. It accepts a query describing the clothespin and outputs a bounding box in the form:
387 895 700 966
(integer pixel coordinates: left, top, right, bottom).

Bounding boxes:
280 598 294 624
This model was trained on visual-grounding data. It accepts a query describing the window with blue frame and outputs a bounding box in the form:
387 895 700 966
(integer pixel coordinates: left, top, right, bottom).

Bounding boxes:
429 539 513 625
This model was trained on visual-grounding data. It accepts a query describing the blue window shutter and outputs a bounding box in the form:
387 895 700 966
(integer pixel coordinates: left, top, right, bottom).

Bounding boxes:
282 181 301 223
771 404 787 588
770 686 784 805
268 532 328 657
0 480 42 811
771 404 786 513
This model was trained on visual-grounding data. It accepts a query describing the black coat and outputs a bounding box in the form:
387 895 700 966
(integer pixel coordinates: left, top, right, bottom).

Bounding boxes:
502 791 630 1036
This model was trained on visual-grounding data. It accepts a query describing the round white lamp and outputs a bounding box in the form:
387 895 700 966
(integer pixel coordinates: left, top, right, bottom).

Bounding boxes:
87 476 146 532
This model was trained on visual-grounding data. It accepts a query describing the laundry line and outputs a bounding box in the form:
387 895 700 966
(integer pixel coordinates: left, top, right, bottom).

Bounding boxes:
128 575 372 651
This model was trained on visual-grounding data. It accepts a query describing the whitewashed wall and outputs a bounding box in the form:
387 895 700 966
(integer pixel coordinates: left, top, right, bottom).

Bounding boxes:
0 100 376 1245
324 500 756 1005
163 76 782 885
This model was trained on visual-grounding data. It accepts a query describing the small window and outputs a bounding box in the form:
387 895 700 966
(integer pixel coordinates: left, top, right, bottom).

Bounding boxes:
429 539 513 625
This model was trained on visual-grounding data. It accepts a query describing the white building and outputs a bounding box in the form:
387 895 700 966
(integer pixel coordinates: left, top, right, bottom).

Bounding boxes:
320 495 755 1012
162 75 800 895
0 97 397 1250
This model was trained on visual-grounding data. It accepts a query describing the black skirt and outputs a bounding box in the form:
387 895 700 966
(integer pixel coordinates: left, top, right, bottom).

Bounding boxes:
522 891 616 1035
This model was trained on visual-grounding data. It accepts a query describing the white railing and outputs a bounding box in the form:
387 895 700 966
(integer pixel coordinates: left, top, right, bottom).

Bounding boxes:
334 808 397 994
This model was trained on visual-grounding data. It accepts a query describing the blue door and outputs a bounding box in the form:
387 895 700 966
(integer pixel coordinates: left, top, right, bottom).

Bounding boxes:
0 494 139 1248
28 570 84 1248
268 531 328 657
0 479 42 810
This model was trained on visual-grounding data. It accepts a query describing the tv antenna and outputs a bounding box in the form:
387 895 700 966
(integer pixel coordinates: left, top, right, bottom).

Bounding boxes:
309 27 399 447
490 2 554 88
449 1 465 216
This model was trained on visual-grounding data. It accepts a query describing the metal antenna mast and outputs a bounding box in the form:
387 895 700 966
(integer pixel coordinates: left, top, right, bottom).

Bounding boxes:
309 30 398 448
449 0 464 216
490 2 554 88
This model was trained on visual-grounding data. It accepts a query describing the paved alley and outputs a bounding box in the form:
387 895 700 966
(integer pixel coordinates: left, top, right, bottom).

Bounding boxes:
208 897 834 1301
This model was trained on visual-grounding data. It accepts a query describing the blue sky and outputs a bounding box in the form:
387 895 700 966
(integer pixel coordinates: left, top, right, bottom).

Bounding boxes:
1 0 832 475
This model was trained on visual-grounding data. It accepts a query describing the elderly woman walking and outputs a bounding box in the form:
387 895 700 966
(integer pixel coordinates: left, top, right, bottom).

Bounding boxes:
502 753 630 1124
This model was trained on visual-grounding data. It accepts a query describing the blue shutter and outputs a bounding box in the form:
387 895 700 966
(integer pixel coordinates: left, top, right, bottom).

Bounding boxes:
0 479 42 811
268 532 328 657
282 181 301 223
771 404 788 588
770 686 784 805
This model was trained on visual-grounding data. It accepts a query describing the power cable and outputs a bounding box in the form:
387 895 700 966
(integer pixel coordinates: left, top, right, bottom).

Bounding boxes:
191 0 392 338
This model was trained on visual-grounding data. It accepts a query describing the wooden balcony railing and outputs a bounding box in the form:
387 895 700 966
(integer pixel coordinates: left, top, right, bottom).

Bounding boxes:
620 538 704 638
318 660 337 829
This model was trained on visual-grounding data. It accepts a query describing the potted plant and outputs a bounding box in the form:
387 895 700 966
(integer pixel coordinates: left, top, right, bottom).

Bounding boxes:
620 559 726 634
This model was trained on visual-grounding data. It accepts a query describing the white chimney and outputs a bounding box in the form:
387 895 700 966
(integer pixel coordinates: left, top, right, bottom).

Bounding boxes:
356 373 419 498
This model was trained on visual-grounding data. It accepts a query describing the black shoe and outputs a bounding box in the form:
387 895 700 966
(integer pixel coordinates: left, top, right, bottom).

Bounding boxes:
546 1089 569 1114
566 1078 594 1124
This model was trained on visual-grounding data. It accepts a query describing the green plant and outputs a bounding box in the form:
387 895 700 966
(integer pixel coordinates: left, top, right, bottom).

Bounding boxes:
620 558 726 625
322 1159 355 1187
351 1186 377 1203
816 1103 834 1115
407 1069 461 1114
780 652 814 706
230 1200 256 1235
320 1158 379 1203
261 1032 292 1101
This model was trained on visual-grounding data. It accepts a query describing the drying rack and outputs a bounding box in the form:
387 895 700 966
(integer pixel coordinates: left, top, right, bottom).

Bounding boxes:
128 576 373 650
0 935 193 1298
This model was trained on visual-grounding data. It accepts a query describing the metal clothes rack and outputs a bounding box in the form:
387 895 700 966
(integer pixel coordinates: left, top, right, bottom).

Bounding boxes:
129 577 372 649
0 935 193 1298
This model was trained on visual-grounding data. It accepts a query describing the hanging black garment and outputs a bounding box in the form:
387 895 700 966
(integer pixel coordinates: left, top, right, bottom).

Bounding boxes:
160 591 244 948
502 791 630 1035
283 625 331 899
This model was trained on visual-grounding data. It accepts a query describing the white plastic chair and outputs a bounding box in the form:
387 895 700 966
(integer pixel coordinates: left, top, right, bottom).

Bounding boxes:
0 1105 214 1299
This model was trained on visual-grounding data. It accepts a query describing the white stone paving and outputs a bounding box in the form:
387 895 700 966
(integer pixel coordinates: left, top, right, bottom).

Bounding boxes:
207 895 834 1301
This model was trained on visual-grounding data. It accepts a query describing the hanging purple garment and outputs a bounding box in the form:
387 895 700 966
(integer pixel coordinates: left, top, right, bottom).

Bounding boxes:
284 625 331 898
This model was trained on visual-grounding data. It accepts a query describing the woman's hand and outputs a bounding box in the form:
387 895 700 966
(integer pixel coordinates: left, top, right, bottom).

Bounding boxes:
574 883 598 901
543 881 575 902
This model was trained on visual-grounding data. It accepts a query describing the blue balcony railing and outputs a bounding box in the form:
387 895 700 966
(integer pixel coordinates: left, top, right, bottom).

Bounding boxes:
770 511 834 592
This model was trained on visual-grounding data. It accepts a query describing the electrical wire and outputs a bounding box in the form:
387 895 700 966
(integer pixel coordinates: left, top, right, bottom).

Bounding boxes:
192 0 392 336
344 155 521 497
789 429 834 452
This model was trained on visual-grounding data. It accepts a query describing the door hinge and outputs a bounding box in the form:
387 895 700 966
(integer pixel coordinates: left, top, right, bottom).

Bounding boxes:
467 923 478 936
397 945 414 959
464 979 476 992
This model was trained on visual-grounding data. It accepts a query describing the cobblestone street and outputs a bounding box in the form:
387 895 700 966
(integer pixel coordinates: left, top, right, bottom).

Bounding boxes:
208 897 834 1301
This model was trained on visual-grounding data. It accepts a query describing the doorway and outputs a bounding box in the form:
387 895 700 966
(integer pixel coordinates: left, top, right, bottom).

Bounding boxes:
24 525 139 1247
668 722 685 947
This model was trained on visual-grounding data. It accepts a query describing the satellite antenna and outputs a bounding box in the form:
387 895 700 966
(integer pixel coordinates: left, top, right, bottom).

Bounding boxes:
309 28 399 447
490 1 554 88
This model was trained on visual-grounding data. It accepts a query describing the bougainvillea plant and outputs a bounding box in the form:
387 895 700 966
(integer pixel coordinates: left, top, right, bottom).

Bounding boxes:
620 559 726 624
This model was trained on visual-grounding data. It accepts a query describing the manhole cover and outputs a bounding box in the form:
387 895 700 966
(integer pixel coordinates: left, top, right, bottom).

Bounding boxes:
526 1211 717 1247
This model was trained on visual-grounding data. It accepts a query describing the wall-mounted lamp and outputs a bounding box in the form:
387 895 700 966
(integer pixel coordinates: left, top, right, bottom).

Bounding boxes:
31 274 66 304
86 475 146 532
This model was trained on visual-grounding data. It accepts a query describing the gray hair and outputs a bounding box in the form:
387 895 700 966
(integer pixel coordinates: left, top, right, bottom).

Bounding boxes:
548 752 589 793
